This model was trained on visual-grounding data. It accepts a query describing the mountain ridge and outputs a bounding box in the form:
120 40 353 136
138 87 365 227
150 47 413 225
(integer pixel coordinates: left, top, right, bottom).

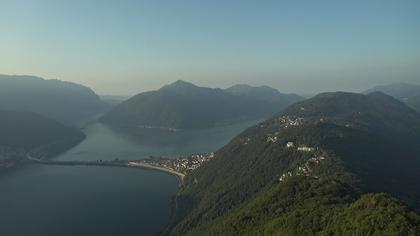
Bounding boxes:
100 81 304 129
364 82 420 112
225 84 302 103
0 74 108 126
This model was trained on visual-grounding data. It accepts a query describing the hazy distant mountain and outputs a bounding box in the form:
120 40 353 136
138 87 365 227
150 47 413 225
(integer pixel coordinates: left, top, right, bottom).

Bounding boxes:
100 80 303 129
169 91 420 235
364 82 420 112
0 110 85 171
225 84 302 103
0 74 108 126
100 95 130 107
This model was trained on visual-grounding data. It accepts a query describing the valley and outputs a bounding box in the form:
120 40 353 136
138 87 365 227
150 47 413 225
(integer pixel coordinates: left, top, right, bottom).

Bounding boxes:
2 1 420 234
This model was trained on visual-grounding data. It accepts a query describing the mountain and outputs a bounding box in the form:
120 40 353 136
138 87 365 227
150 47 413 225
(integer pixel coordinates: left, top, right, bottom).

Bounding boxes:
100 95 130 106
0 74 108 126
168 92 420 235
100 80 303 129
0 110 85 171
225 84 302 104
365 82 420 112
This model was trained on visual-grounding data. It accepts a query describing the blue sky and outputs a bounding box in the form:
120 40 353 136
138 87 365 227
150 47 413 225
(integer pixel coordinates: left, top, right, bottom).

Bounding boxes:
1 0 419 95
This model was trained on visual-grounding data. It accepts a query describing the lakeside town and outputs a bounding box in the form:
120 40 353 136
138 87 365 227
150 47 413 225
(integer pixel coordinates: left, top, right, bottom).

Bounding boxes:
20 151 216 184
128 152 215 176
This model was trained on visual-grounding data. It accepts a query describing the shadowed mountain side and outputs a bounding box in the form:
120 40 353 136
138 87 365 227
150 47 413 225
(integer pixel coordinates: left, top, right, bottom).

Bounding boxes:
365 82 420 113
100 80 303 129
0 74 109 126
0 110 85 172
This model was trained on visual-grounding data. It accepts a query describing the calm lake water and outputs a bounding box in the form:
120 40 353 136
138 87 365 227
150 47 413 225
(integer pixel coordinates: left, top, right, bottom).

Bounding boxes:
0 121 256 236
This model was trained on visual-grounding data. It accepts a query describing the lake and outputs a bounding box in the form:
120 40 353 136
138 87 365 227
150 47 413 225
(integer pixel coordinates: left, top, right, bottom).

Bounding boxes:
0 121 256 236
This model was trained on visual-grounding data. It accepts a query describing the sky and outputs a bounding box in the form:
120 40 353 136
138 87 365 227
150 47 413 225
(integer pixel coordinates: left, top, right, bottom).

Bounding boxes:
0 0 419 95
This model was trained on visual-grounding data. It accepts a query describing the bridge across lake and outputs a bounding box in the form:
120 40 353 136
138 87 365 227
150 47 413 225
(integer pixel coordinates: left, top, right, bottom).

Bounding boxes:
26 155 185 184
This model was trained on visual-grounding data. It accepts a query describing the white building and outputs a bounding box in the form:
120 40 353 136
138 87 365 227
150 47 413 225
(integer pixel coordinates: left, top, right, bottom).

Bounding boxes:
297 146 315 152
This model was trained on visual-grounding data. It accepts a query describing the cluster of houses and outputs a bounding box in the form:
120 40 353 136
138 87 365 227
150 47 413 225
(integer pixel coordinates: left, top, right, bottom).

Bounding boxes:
308 156 326 164
277 115 304 128
172 153 215 173
297 146 315 152
143 152 215 174
265 135 316 154
266 136 278 143
279 171 293 182
242 137 252 145
279 155 327 182
285 141 315 152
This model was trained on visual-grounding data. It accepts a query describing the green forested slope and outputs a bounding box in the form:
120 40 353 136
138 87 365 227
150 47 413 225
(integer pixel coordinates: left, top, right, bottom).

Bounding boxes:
191 178 420 236
168 92 420 235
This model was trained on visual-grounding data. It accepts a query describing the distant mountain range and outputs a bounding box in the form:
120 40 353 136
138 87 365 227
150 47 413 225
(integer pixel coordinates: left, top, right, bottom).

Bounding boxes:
225 84 302 103
168 91 420 235
100 95 130 106
100 80 303 129
0 110 85 172
0 74 108 126
365 82 420 112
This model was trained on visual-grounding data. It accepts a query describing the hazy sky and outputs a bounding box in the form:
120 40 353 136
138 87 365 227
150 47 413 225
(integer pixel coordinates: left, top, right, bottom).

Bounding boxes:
1 0 419 95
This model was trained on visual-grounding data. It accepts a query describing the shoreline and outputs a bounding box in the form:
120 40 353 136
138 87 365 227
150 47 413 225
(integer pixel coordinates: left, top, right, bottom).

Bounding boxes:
26 154 185 185
127 162 185 185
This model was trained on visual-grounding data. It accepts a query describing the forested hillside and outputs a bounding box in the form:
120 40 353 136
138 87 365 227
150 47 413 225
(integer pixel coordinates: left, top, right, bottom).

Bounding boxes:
168 92 420 235
100 80 302 129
